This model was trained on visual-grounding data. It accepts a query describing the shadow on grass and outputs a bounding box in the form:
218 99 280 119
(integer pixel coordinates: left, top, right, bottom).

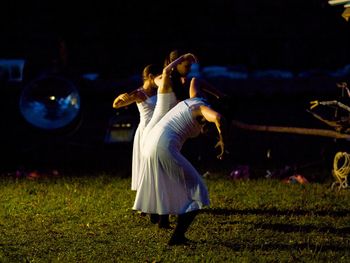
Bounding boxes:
201 208 350 252
217 241 349 253
201 208 350 244
202 207 350 217
253 222 350 235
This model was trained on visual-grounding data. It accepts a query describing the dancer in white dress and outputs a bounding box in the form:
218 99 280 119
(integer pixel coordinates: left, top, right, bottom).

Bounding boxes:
112 64 160 191
139 53 199 228
133 96 226 245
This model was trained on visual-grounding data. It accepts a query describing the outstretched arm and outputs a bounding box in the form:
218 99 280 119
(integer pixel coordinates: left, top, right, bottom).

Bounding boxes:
199 105 227 160
112 88 145 109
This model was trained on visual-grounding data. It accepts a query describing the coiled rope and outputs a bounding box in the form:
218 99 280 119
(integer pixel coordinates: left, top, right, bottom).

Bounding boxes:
332 152 350 190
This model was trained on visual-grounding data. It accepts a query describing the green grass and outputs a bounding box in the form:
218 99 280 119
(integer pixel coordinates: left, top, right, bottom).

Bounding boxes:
0 171 349 262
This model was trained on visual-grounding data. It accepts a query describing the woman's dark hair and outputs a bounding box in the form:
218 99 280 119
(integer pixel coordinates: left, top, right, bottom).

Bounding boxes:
163 49 180 67
142 64 161 80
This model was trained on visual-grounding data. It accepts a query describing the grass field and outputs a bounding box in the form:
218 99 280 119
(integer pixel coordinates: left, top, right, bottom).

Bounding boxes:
1 170 349 262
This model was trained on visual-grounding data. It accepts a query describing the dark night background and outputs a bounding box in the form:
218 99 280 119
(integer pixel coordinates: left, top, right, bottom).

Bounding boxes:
1 0 350 74
1 0 350 177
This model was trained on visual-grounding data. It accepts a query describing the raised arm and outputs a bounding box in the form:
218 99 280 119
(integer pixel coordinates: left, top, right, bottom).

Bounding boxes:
163 53 197 74
159 53 197 94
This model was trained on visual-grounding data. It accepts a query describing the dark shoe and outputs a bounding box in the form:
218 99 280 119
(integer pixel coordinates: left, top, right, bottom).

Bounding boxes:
168 235 191 246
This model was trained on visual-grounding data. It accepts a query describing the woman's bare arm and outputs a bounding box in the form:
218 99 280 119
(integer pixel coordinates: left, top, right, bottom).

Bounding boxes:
159 53 197 94
199 105 227 159
112 89 145 109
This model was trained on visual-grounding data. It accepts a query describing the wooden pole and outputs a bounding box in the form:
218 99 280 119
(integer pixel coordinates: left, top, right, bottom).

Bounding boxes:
231 120 350 139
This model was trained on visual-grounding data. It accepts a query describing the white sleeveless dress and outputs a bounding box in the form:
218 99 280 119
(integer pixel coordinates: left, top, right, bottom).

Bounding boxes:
133 97 210 215
131 91 157 191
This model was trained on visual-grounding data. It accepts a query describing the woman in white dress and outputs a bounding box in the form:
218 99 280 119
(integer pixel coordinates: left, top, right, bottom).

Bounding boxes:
134 95 226 245
139 53 199 227
113 54 197 191
112 64 160 191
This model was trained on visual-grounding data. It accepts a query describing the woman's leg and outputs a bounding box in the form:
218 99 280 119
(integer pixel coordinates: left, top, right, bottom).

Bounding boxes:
150 214 159 224
168 210 198 245
158 214 171 229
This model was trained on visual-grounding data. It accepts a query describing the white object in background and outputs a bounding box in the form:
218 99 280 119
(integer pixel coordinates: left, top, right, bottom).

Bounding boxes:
328 0 350 6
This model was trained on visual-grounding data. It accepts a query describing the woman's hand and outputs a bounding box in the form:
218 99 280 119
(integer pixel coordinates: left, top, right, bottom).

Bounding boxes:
112 93 129 108
215 139 225 160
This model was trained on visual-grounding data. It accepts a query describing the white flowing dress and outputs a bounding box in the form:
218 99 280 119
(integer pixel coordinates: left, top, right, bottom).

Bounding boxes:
131 91 157 191
133 97 210 215
140 92 178 149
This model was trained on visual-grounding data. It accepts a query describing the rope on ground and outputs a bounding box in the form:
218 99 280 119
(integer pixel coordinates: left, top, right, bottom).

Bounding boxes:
332 152 350 190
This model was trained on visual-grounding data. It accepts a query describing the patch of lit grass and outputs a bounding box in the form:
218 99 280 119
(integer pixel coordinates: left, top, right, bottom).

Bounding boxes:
0 172 349 262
